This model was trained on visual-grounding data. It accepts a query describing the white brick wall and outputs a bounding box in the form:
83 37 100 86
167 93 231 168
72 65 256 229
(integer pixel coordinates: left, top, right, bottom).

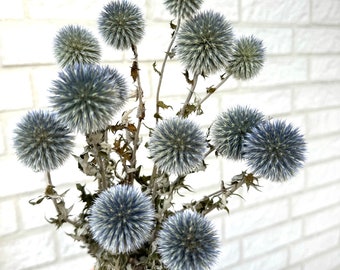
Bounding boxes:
1 1 339 270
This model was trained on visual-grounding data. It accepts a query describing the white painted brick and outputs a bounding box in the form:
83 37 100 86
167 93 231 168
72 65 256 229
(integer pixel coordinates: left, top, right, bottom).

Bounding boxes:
0 123 5 155
0 0 24 19
34 255 95 270
56 227 88 258
0 231 56 269
307 135 340 163
0 200 18 236
306 159 340 188
241 0 309 24
304 205 340 236
215 240 240 269
221 88 293 115
201 0 239 22
235 27 293 55
0 69 33 111
241 57 308 87
295 28 340 53
303 246 340 270
290 229 340 264
310 56 340 82
312 0 340 24
242 220 302 259
293 83 340 111
228 249 288 270
224 199 289 239
291 182 340 217
307 109 340 137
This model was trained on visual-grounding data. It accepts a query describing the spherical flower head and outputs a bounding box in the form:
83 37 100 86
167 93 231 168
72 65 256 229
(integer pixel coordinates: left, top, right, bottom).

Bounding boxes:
243 120 306 181
53 25 101 68
49 64 128 134
211 106 265 160
98 0 145 50
13 110 74 172
227 35 265 80
148 118 207 176
176 11 234 76
158 210 220 270
89 185 155 254
163 0 204 19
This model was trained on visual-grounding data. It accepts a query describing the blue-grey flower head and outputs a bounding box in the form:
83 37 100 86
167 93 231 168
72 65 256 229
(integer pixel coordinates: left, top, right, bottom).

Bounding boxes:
148 118 207 176
176 10 234 76
49 64 128 134
13 110 74 172
243 120 306 181
164 0 204 19
53 25 101 68
158 210 220 270
89 185 155 254
98 0 145 50
211 106 265 160
227 35 265 80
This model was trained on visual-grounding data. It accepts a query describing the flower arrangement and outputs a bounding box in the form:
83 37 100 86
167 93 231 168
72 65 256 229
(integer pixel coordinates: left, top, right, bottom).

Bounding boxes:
13 0 306 269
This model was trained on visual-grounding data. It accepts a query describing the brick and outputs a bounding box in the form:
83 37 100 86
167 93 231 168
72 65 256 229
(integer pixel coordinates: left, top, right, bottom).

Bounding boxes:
0 200 18 236
310 56 340 81
295 28 340 53
228 249 288 270
304 205 340 235
307 135 340 163
241 57 308 87
35 255 95 270
290 229 340 264
235 27 293 55
293 83 340 111
0 123 5 155
201 0 239 22
56 227 88 259
307 109 340 137
303 246 340 270
223 199 289 239
0 0 24 19
312 0 340 24
0 69 33 111
215 240 240 269
241 0 309 24
306 159 340 188
221 88 293 116
242 220 302 259
0 231 56 269
291 182 340 217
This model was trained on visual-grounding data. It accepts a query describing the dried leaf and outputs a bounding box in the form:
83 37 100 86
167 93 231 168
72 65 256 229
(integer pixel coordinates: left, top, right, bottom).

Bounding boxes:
131 61 139 82
157 100 173 110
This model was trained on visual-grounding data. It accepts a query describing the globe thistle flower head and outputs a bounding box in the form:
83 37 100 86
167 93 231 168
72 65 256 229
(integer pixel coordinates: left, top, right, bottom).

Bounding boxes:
148 118 207 176
89 185 155 254
211 106 265 160
158 210 220 270
163 0 204 19
49 64 128 134
53 25 101 68
176 11 234 76
13 110 74 172
227 35 265 80
98 0 145 50
243 120 306 181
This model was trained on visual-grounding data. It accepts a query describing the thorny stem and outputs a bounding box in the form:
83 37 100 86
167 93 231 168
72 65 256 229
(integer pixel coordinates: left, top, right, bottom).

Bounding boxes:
178 73 199 117
155 17 182 123
93 143 108 190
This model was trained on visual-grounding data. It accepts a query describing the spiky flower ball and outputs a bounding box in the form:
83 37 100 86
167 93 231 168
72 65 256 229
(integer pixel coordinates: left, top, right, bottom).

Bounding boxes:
49 64 128 134
164 0 203 19
158 210 220 270
98 0 145 50
243 120 306 181
227 35 265 80
211 106 265 160
89 185 155 254
176 11 234 76
53 25 101 68
13 110 74 172
148 118 207 176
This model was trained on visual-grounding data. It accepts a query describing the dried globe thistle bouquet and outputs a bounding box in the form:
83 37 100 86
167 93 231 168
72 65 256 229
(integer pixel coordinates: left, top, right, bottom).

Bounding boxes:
13 0 306 269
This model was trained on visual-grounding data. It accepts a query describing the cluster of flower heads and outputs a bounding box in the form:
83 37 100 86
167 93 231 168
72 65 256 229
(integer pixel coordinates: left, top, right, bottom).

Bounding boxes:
148 117 207 176
211 106 306 181
13 110 74 172
49 64 128 134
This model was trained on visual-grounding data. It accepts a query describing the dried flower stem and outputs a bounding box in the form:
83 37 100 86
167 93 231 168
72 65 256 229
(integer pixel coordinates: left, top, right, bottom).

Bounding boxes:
178 73 199 117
